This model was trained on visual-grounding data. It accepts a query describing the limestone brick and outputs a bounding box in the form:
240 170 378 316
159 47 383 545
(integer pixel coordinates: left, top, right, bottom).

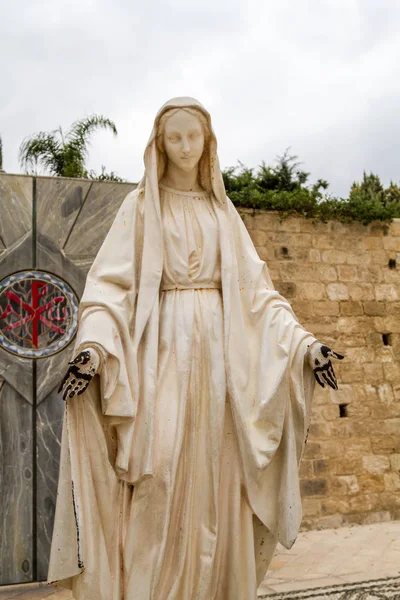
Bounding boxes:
362 455 390 474
357 266 385 283
383 236 400 251
362 363 384 385
382 362 400 383
357 237 383 251
342 439 372 459
379 418 400 436
346 252 372 265
296 282 326 301
348 493 380 512
335 363 364 383
337 317 374 334
300 478 328 497
370 250 390 264
377 383 394 403
340 302 363 316
311 301 339 316
320 498 351 515
308 422 331 438
389 220 400 236
347 283 375 302
280 263 320 282
371 436 398 454
327 283 349 301
375 284 399 301
363 301 385 316
321 250 347 264
383 472 400 491
383 268 400 283
302 498 322 517
331 475 359 496
308 249 321 262
371 403 400 419
312 235 337 250
357 473 385 493
390 454 400 471
313 459 330 475
384 301 400 315
342 347 375 364
333 458 363 475
373 347 393 365
337 265 358 281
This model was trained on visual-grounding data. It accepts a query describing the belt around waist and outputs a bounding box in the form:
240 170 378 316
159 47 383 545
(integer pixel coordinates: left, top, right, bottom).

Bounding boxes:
160 282 221 292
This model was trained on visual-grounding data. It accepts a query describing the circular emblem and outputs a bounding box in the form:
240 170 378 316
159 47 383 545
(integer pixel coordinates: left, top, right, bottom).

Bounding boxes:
0 270 79 358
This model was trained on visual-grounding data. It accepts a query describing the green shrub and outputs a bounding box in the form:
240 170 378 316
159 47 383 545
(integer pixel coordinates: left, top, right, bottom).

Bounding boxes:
223 152 400 224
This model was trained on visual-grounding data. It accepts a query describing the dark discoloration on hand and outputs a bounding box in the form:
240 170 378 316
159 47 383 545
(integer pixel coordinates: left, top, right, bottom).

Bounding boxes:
58 349 98 401
311 344 344 391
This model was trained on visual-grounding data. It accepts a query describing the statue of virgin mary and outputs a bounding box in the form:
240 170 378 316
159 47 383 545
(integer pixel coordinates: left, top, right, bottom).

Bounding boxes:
48 97 342 600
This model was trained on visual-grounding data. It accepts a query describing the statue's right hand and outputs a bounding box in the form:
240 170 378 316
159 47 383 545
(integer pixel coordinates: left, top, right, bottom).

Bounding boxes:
58 347 101 401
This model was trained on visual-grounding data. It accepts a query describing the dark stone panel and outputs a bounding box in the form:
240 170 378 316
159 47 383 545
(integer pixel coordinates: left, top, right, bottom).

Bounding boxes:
0 347 32 405
36 232 86 298
0 233 33 404
36 351 71 406
63 180 135 261
0 175 32 248
36 177 93 251
0 381 33 585
0 215 32 280
36 390 64 581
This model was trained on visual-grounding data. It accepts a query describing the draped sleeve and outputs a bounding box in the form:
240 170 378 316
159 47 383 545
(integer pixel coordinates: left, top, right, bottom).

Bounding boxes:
216 198 317 549
72 188 144 420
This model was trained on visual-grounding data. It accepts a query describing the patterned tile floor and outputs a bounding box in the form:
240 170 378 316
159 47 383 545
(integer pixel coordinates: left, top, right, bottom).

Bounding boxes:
1 521 399 599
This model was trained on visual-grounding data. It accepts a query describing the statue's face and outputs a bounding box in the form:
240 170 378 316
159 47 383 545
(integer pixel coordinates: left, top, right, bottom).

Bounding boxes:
163 110 205 173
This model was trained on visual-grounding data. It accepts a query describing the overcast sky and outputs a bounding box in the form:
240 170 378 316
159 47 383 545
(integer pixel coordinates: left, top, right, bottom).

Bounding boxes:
1 0 400 197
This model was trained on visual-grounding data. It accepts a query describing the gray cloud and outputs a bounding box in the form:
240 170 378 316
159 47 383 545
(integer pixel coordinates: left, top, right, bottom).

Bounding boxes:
1 0 400 196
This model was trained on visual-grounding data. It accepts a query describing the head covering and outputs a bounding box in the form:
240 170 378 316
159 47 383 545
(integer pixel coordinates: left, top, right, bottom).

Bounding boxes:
138 96 226 203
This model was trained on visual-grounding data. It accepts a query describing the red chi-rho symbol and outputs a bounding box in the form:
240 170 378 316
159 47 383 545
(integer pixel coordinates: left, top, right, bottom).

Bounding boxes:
0 271 78 358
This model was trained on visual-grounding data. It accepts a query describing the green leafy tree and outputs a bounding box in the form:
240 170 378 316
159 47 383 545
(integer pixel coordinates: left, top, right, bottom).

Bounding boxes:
19 115 120 179
350 171 400 207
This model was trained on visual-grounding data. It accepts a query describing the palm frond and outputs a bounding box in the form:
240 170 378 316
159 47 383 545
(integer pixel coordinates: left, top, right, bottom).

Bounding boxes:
19 132 64 175
66 115 118 155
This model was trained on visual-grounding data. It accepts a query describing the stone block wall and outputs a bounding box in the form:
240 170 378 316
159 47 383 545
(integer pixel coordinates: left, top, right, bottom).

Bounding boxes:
240 209 400 530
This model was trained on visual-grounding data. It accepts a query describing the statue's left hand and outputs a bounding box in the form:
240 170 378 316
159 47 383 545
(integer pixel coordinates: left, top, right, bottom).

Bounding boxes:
58 348 101 401
307 342 344 390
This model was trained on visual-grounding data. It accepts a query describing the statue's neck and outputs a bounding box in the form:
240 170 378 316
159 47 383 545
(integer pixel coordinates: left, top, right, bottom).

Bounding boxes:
161 163 202 192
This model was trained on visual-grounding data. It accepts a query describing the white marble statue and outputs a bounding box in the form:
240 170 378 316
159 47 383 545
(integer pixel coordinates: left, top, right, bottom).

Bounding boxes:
48 97 343 600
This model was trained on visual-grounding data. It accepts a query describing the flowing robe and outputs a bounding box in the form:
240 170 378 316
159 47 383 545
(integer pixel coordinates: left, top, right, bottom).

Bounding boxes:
48 185 316 600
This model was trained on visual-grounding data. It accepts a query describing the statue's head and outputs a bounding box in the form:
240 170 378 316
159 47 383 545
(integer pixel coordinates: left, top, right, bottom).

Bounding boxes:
154 104 213 189
156 108 211 174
